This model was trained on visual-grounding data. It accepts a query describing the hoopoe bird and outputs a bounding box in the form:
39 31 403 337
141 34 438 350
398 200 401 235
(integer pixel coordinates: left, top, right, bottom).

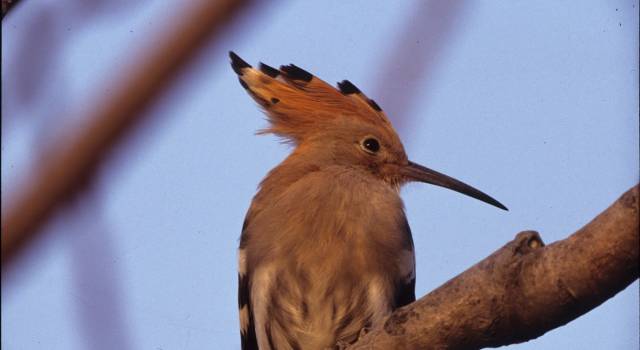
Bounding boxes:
230 52 507 350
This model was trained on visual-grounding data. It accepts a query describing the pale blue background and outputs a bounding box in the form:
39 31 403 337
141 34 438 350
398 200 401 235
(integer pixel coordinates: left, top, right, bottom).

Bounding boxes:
2 1 638 349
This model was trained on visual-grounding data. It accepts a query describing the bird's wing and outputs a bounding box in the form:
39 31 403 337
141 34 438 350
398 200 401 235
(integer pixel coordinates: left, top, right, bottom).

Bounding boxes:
394 218 416 308
238 217 258 350
394 271 416 308
229 51 392 143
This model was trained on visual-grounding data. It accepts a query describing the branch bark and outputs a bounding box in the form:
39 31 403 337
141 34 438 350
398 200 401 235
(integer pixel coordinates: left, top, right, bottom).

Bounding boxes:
350 184 639 349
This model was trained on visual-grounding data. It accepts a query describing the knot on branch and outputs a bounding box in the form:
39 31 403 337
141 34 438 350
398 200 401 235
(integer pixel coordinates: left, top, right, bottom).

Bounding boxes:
513 231 545 255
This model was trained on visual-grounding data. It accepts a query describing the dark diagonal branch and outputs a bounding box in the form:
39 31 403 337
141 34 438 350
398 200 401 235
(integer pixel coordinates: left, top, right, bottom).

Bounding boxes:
350 184 639 349
372 1 463 135
1 0 252 268
2 0 21 19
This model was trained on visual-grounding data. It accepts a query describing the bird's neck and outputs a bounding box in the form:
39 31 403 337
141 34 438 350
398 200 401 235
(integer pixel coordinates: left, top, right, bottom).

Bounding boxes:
255 150 324 203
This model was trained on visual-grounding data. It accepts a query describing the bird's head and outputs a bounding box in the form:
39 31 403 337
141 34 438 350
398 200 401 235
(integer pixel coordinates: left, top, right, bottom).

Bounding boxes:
230 52 507 210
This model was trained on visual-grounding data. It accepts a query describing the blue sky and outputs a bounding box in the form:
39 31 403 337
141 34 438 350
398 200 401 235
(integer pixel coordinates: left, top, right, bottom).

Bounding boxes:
2 1 638 349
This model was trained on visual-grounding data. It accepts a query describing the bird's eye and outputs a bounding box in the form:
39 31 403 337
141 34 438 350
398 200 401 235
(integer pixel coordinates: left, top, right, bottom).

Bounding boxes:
361 137 381 153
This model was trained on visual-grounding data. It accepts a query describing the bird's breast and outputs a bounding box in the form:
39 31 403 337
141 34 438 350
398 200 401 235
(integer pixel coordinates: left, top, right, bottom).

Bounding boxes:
244 166 415 349
247 166 411 264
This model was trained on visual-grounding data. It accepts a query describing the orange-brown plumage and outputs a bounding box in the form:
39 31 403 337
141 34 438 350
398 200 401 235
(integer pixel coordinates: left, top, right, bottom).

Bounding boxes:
231 52 393 144
231 51 506 350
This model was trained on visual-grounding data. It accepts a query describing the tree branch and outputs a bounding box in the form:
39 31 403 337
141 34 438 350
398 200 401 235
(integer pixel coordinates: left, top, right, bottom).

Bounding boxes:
2 0 22 19
350 184 639 349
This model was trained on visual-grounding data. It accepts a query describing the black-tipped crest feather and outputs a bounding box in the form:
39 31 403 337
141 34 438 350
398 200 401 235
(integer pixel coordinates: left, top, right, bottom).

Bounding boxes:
337 80 361 94
259 62 280 78
230 51 251 75
368 99 382 111
280 64 313 82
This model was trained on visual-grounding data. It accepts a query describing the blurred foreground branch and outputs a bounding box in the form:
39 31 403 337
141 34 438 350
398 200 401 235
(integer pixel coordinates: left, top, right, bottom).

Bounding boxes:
2 0 21 19
1 0 252 268
350 185 639 349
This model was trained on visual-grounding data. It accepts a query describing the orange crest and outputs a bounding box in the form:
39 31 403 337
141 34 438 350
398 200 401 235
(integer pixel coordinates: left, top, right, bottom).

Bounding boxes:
230 52 393 144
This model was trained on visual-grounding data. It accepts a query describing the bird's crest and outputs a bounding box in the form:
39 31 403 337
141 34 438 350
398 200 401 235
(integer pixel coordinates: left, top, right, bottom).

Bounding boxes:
230 51 392 143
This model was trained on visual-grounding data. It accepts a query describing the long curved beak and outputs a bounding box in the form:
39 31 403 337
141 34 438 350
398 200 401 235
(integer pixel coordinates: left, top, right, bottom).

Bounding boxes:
402 161 508 210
